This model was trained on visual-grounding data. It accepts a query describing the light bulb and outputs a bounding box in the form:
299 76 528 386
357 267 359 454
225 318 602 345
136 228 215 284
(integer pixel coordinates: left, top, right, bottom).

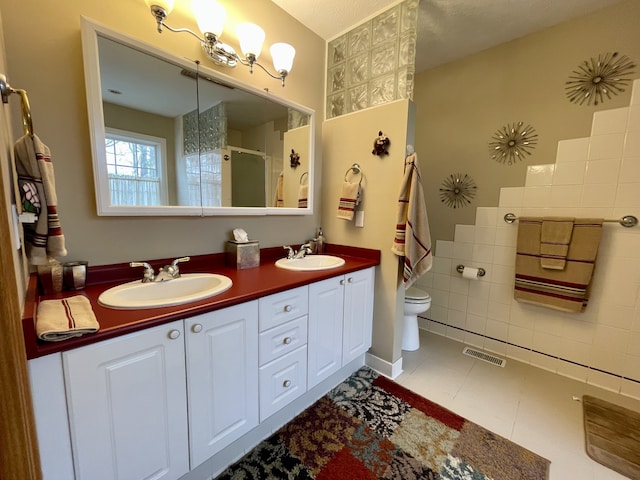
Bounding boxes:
270 43 295 74
237 23 265 59
192 0 226 37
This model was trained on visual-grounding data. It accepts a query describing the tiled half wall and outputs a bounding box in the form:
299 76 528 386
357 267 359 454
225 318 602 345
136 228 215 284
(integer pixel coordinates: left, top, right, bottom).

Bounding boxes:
417 80 640 400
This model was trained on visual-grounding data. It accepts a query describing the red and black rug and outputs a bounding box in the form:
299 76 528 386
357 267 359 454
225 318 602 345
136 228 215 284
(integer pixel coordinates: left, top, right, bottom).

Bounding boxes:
216 367 549 479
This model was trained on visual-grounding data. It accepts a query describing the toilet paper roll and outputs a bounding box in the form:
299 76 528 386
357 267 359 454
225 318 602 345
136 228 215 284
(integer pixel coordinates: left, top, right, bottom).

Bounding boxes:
462 267 480 280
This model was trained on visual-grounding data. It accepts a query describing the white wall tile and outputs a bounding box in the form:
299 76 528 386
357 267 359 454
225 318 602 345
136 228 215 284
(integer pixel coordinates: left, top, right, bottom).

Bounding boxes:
622 354 640 382
621 378 640 399
447 309 466 328
591 107 629 135
526 164 555 186
446 326 465 342
431 272 452 292
625 130 640 157
616 183 640 207
556 361 588 382
449 292 468 313
467 297 488 317
483 338 507 355
489 283 513 305
472 243 494 263
619 156 640 183
468 280 491 300
450 276 470 296
453 242 473 261
581 184 617 208
493 246 516 267
464 331 485 348
429 305 449 323
506 344 531 364
485 318 509 341
549 185 583 207
552 161 586 185
454 225 475 243
466 313 486 334
556 137 590 163
430 288 450 307
498 187 524 207
522 186 551 207
431 256 452 274
487 301 510 322
530 351 558 373
474 226 496 245
628 106 640 131
494 226 517 247
584 159 621 185
589 133 625 160
586 369 621 393
475 207 498 226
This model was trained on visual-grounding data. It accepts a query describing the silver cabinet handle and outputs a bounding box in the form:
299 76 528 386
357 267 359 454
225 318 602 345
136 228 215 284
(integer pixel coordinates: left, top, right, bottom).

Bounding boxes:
284 305 292 312
168 329 181 340
348 277 354 283
283 336 292 345
191 324 203 333
340 279 345 285
283 380 291 388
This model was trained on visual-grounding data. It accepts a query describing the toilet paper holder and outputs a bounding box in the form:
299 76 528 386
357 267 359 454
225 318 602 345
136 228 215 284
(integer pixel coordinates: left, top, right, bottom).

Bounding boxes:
456 264 486 277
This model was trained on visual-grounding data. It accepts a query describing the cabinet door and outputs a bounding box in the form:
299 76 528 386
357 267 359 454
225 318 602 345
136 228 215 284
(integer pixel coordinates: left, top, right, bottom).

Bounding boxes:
343 267 375 365
185 301 259 469
308 276 344 389
63 320 189 480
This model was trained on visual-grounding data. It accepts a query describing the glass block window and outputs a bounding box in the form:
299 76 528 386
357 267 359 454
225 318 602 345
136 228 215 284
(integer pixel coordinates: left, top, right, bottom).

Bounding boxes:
326 0 418 119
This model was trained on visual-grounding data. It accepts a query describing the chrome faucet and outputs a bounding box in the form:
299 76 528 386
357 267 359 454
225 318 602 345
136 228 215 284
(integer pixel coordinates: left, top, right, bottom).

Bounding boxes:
283 245 295 259
130 261 155 283
155 256 190 282
130 256 190 283
293 243 312 259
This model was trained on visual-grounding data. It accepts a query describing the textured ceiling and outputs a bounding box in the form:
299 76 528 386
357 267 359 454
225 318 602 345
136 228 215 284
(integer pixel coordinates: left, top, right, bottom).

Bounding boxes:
271 0 628 72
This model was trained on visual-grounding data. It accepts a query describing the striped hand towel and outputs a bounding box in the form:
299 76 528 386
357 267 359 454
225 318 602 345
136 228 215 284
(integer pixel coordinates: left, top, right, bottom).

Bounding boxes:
14 134 67 265
337 181 360 220
36 295 99 342
540 217 574 270
514 217 603 312
392 153 432 288
298 184 308 208
274 171 284 207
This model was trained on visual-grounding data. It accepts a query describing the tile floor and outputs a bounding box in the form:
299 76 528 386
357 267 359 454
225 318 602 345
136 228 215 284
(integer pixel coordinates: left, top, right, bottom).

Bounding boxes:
395 330 640 480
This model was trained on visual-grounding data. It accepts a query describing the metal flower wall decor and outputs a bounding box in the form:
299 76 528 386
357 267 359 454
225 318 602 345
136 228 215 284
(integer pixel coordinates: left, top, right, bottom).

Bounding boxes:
489 122 538 165
566 52 636 106
439 173 477 209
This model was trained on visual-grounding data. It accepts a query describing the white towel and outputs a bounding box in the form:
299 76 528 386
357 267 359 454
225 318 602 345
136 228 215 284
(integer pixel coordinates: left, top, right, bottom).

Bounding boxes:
337 181 360 220
36 295 99 342
298 183 308 208
392 153 432 288
274 171 284 207
14 134 66 265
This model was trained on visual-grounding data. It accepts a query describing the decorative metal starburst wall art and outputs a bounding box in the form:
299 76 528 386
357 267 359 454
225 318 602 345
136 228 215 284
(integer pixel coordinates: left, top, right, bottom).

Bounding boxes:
439 173 477 209
565 52 635 106
489 122 538 165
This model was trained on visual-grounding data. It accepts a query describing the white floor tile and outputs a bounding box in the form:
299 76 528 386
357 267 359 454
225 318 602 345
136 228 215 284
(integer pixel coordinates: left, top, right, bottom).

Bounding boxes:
395 331 640 480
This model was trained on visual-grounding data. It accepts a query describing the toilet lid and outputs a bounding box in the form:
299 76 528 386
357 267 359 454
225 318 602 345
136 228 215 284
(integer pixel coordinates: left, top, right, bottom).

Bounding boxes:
406 286 430 302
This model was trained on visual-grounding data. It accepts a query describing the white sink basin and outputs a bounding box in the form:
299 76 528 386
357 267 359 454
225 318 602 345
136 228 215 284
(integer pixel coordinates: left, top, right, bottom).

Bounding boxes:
275 255 345 271
98 273 233 309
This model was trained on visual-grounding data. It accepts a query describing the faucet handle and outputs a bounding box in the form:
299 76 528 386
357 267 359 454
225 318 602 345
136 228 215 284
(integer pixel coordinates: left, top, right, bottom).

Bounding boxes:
130 261 155 283
171 256 190 267
283 245 295 259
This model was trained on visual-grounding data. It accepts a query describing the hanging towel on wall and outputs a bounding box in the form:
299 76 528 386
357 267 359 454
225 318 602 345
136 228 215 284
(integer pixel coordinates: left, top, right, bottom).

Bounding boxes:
274 171 284 207
36 295 99 342
392 152 432 288
14 134 66 265
540 217 574 270
514 217 603 312
298 183 308 208
337 180 360 220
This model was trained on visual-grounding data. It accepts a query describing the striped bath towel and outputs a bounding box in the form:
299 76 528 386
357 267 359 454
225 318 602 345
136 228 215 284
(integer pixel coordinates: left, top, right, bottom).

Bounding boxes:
36 295 99 342
392 153 432 288
337 180 360 220
14 134 67 265
298 183 308 208
514 217 603 312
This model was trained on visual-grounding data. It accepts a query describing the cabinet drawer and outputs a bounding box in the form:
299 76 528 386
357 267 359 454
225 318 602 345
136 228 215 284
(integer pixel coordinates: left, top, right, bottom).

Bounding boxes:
259 346 307 421
259 286 308 331
259 316 308 366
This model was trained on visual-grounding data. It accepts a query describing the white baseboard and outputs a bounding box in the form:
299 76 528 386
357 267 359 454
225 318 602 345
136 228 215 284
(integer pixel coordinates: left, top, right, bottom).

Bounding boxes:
365 352 403 379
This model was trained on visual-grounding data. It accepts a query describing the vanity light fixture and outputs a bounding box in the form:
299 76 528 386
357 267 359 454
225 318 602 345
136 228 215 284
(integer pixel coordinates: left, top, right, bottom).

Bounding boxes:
144 0 295 86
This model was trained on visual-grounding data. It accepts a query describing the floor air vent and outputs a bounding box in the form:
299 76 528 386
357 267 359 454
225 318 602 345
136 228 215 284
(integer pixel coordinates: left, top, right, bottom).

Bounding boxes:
462 347 506 367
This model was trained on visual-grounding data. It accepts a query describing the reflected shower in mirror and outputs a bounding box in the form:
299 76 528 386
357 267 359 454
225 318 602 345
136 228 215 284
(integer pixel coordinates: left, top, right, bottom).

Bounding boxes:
81 17 314 216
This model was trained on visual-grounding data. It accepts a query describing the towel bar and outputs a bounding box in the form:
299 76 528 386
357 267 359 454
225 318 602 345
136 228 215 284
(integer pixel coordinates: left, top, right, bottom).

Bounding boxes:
0 74 33 136
299 171 308 185
503 212 638 228
344 163 363 184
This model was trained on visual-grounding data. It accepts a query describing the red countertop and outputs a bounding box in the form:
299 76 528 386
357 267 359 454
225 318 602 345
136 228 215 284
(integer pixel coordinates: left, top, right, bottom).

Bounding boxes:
22 244 380 359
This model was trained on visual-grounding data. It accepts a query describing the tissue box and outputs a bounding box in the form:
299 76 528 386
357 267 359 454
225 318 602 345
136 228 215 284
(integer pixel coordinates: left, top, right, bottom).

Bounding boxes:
225 241 260 269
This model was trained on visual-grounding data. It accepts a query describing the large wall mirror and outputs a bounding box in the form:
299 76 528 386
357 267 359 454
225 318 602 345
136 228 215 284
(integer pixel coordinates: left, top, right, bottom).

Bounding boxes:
81 17 314 216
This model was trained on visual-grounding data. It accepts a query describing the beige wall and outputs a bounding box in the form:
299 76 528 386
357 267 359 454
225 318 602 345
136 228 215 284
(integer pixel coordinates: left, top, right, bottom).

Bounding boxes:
322 99 413 365
414 0 640 246
0 0 325 265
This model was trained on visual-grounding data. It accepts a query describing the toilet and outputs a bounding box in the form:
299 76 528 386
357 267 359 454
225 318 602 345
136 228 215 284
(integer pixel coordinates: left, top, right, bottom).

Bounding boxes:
402 286 431 351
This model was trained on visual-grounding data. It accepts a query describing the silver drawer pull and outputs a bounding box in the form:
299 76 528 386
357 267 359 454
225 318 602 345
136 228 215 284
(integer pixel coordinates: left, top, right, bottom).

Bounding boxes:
283 380 291 388
340 279 345 285
191 324 203 333
283 336 292 345
284 305 292 312
168 329 181 340
348 277 354 283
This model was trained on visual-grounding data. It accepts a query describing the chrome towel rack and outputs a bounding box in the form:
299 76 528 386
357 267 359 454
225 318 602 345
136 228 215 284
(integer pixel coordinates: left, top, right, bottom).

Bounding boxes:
503 212 638 228
344 163 363 184
0 74 33 136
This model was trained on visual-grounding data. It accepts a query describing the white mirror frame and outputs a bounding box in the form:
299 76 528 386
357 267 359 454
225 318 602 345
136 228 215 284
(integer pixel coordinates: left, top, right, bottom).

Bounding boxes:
80 16 314 216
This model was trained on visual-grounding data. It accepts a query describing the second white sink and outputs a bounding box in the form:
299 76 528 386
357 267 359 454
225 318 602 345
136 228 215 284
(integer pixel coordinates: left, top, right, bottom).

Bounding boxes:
98 273 233 309
275 255 345 271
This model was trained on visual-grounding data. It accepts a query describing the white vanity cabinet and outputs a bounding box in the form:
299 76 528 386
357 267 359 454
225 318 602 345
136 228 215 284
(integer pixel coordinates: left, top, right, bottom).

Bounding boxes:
184 301 259 469
307 267 375 388
258 287 309 421
62 320 189 480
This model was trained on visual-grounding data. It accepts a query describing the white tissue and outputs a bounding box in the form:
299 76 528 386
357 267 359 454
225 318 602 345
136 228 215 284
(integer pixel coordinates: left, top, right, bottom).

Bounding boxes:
462 267 480 280
233 228 249 242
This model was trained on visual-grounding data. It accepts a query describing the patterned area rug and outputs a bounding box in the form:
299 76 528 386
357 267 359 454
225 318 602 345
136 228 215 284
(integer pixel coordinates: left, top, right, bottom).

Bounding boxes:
216 367 550 479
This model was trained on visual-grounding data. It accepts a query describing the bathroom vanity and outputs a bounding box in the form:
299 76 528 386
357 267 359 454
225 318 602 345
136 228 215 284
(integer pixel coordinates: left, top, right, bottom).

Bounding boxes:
25 246 379 480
